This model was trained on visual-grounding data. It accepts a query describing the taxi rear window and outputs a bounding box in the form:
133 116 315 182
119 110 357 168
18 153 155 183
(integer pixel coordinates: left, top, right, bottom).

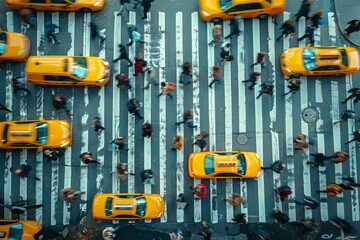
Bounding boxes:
0 32 7 55
105 197 113 216
340 49 348 67
2 124 9 144
204 155 215 174
237 154 246 175
303 48 317 70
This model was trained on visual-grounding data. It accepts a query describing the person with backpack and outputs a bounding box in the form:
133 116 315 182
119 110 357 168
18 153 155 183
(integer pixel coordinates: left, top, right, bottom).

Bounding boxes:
127 23 145 46
157 81 176 99
274 186 292 202
261 160 286 174
179 62 192 84
127 98 143 119
242 72 261 90
276 19 295 41
220 42 233 62
294 0 311 22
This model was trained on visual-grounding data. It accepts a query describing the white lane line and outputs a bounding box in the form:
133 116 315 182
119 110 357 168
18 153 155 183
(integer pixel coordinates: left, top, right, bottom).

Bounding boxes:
175 11 185 223
328 13 337 46
192 12 201 223
315 80 323 103
207 21 218 224
252 18 265 223
63 11 75 225
158 11 167 223
52 12 59 33
317 119 328 221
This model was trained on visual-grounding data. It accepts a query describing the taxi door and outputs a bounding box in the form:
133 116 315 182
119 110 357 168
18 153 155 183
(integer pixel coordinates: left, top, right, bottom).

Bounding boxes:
225 2 264 19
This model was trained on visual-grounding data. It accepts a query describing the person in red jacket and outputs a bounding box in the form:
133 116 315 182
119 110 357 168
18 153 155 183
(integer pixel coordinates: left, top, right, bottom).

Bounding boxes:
274 186 292 202
191 183 208 198
133 55 146 77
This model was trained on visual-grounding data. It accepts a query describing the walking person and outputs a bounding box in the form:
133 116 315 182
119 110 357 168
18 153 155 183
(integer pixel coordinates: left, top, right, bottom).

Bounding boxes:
12 77 31 95
283 78 301 96
333 110 356 124
45 20 60 44
295 195 319 209
141 0 153 20
274 186 292 202
222 193 244 206
92 117 105 132
233 213 247 225
61 187 85 203
127 23 145 46
117 0 130 16
43 149 64 162
176 108 197 128
0 103 12 113
177 193 187 209
250 52 267 68
208 25 223 46
293 134 311 151
332 151 349 164
53 95 72 116
111 136 129 151
132 0 141 9
276 19 295 41
133 55 146 77
90 22 106 42
344 20 360 36
80 151 99 164
294 0 311 22
157 81 176 99
306 153 334 167
208 65 222 88
272 209 289 224
338 177 360 190
224 16 243 39
256 82 274 99
242 72 261 90
0 201 43 215
113 44 133 66
111 162 135 180
171 135 183 151
144 67 158 89
115 73 132 89
310 10 323 29
127 98 144 119
179 62 192 84
344 129 360 145
20 8 37 27
190 183 208 199
297 24 316 46
220 42 233 62
341 87 360 104
193 131 208 152
141 169 155 185
261 160 286 174
12 164 40 181
142 123 153 138
316 183 343 197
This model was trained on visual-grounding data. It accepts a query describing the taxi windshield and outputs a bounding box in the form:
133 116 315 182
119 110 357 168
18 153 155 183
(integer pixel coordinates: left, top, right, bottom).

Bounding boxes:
135 197 146 217
220 0 232 10
72 57 88 79
0 32 7 55
8 223 23 240
36 122 48 144
204 155 215 174
303 48 317 70
237 154 246 175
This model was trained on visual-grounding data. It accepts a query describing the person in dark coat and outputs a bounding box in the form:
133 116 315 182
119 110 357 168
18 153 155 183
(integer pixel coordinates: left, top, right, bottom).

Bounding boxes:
142 123 153 138
341 87 360 104
225 16 243 39
43 149 64 162
250 52 266 68
113 44 133 66
12 77 31 95
176 108 197 128
242 72 261 90
295 196 319 209
180 62 192 84
0 201 43 215
92 117 105 132
127 98 143 119
141 169 155 185
233 213 247 225
256 82 274 99
34 227 62 240
13 164 40 181
272 209 289 224
19 8 37 26
297 24 316 46
330 217 353 233
52 95 72 116
310 10 323 29
344 129 360 145
306 153 334 167
220 42 233 62
283 79 301 96
116 73 132 89
275 186 292 202
117 0 130 16
333 110 356 125
344 20 360 36
339 177 360 190
90 22 106 42
261 160 286 174
45 21 60 44
80 152 99 164
294 0 311 22
193 131 208 152
141 0 153 19
0 103 12 113
276 19 295 41
111 136 129 151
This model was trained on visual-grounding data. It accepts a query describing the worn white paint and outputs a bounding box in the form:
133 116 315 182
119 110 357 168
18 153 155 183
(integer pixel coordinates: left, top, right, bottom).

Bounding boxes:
317 121 328 221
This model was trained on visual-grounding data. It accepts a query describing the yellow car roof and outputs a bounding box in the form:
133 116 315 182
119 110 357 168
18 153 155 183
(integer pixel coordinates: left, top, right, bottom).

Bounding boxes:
213 155 238 173
7 123 37 144
315 48 342 66
27 56 68 74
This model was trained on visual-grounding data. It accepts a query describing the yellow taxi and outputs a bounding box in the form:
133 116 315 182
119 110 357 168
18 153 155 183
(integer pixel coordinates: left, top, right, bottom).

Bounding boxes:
280 46 360 77
0 31 30 62
188 151 261 179
199 0 286 22
92 193 164 220
0 219 42 240
4 0 105 12
0 119 72 149
26 56 110 87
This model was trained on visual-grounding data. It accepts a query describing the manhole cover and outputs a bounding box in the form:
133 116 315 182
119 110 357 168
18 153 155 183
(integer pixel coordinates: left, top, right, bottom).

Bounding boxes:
237 133 248 145
302 106 319 124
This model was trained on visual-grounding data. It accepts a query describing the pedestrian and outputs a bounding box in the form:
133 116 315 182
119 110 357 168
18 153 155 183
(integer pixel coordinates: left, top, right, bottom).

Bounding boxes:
283 78 301 96
157 81 176 98
208 25 223 46
60 187 85 203
256 82 274 99
276 19 295 41
306 153 334 167
225 16 243 39
111 136 129 151
333 110 356 124
297 24 316 46
222 193 244 206
12 164 40 181
294 0 311 22
250 52 267 68
43 149 64 162
0 103 12 113
316 183 343 197
242 72 261 90
172 135 183 151
80 151 99 164
208 65 222 88
90 22 106 42
261 160 286 174
34 227 63 240
127 23 145 46
233 213 247 225
179 62 192 84
199 221 213 240
332 151 349 164
45 20 60 44
0 201 43 215
141 169 155 185
115 73 132 89
144 67 158 89
133 55 146 77
344 129 360 145
272 209 289 224
102 227 117 240
341 87 360 104
52 95 72 116
274 186 292 202
344 20 360 36
111 162 135 180
193 131 208 152
12 77 31 95
295 195 319 209
220 42 233 62
330 217 353 233
176 108 197 128
113 44 133 67
127 98 143 119
190 183 208 198
142 123 153 138
177 193 187 209
19 8 36 26
132 0 141 9
141 0 153 20
310 10 323 29
338 177 360 190
116 0 130 16
92 117 105 132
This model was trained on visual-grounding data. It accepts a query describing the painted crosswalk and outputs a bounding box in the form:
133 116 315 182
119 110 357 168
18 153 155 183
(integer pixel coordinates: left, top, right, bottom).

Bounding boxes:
0 10 360 226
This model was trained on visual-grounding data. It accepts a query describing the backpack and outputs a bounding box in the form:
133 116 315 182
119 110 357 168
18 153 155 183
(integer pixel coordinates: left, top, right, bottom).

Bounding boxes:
167 83 176 91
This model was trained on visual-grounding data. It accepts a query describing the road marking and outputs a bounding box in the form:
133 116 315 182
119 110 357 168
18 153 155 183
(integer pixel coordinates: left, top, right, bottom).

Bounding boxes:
317 118 328 221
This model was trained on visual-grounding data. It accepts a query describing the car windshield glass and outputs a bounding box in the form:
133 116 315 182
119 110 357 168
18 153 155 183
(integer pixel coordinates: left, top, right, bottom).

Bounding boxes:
237 154 246 175
303 48 317 70
340 49 348 67
2 124 9 144
9 223 23 240
204 155 215 174
72 57 88 79
0 32 7 55
135 197 146 217
106 197 113 216
219 0 232 10
36 122 48 145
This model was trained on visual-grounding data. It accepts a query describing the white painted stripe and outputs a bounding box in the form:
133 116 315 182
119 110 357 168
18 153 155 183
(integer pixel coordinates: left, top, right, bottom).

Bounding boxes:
328 13 336 46
337 203 345 219
175 11 185 223
83 13 91 56
315 80 323 103
191 12 201 223
316 124 328 221
207 22 218 224
252 18 265 222
52 12 59 33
